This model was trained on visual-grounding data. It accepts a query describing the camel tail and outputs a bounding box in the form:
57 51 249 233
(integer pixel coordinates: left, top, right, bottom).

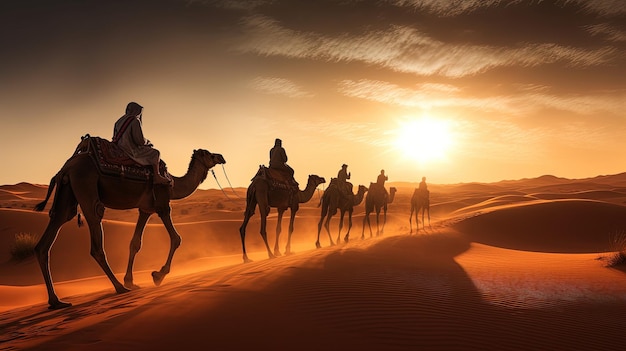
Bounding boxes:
34 176 57 212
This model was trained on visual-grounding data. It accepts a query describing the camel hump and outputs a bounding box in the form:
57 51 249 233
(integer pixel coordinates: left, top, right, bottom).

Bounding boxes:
95 137 139 166
81 135 168 182
254 165 297 191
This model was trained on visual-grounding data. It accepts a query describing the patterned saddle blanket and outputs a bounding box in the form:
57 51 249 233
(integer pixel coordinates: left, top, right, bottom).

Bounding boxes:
253 165 297 191
78 135 167 182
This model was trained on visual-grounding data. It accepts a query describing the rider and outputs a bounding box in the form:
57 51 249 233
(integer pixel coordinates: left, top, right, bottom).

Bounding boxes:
376 169 389 197
269 138 297 187
377 169 388 187
336 164 351 196
113 102 170 185
418 176 429 198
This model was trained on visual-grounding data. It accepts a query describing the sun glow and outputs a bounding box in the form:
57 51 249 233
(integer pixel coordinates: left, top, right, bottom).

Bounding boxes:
394 116 455 164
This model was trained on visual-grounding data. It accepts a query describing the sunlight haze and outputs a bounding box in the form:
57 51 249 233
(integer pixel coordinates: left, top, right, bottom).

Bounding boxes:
1 0 624 189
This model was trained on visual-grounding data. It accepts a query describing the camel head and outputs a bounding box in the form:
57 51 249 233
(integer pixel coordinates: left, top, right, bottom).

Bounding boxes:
193 149 226 170
357 184 368 195
309 174 326 188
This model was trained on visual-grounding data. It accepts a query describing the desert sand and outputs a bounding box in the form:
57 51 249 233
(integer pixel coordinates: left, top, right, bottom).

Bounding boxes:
2 174 626 350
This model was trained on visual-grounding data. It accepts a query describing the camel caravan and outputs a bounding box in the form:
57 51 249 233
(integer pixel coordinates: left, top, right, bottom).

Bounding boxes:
33 104 430 310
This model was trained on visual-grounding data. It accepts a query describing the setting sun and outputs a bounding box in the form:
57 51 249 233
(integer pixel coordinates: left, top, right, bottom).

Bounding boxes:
394 116 455 164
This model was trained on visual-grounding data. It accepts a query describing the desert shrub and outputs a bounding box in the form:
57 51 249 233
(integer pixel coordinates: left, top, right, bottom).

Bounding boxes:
216 202 225 210
604 230 626 267
10 232 38 262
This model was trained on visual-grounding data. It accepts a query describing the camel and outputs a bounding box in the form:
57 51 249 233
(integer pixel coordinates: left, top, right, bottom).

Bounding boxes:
316 180 368 248
239 170 325 263
33 136 225 309
409 188 431 234
361 184 397 239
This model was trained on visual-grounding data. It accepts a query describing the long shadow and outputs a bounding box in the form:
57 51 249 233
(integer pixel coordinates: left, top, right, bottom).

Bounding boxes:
9 233 626 351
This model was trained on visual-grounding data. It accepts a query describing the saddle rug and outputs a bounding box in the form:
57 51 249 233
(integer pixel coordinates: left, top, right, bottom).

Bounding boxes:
80 135 168 182
253 166 296 191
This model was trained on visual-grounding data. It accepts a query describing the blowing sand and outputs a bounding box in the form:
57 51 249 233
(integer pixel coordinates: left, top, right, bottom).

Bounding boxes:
2 175 626 350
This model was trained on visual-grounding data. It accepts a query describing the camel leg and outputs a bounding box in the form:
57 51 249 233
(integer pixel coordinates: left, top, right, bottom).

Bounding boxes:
375 209 381 237
325 214 334 246
336 211 345 244
343 210 352 243
284 209 297 255
239 194 260 263
258 206 275 260
152 210 182 286
409 206 414 234
362 212 372 240
124 210 151 289
274 209 285 257
83 201 130 295
381 205 387 235
316 199 330 248
34 184 76 309
239 213 253 263
316 213 326 249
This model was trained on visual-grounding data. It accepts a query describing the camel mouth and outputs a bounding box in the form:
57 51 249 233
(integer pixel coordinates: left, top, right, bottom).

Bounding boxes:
214 154 226 164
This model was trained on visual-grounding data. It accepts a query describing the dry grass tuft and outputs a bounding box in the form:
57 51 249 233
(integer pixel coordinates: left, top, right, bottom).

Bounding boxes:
9 232 38 262
601 230 626 267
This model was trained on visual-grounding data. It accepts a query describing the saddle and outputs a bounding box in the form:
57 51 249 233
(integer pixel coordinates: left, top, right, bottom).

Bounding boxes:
253 165 297 191
77 135 168 182
329 178 353 197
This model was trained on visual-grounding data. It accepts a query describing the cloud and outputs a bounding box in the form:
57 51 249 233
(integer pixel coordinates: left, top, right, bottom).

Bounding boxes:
572 0 626 16
337 79 626 116
386 0 522 17
235 15 617 78
184 0 272 11
585 23 626 42
248 76 314 98
386 0 626 16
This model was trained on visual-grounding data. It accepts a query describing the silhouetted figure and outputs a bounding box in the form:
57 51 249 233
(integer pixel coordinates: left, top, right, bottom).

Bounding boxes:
419 176 428 196
337 164 351 196
410 176 431 233
377 169 388 187
269 138 295 180
113 102 170 185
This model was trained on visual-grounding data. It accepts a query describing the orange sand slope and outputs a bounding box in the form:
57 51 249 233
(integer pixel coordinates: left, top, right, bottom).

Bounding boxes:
2 174 626 350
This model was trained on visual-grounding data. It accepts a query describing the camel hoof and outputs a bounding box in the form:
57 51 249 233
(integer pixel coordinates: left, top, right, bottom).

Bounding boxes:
315 242 321 249
49 301 72 310
116 286 131 294
152 271 166 286
124 282 141 290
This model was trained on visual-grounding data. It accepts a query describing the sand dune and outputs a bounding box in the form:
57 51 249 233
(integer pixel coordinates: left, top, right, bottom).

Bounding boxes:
2 176 626 350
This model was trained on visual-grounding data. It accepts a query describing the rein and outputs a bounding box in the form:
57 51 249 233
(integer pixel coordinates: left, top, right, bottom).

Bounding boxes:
211 169 232 200
221 164 243 199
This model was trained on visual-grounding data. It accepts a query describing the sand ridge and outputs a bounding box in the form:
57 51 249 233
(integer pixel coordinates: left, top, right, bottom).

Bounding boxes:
2 175 626 350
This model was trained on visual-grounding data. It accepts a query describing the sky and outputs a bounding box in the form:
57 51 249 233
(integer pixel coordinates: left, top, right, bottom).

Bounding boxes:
1 0 625 190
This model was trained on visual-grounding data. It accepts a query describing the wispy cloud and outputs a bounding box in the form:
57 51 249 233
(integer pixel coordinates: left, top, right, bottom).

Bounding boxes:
386 0 522 17
386 0 626 16
248 76 314 98
585 23 626 42
337 79 626 116
235 15 616 78
184 0 272 11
